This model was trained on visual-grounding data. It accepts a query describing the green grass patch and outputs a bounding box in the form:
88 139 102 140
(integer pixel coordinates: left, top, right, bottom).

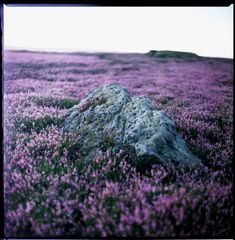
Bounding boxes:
88 69 107 74
159 96 174 105
18 115 62 133
58 133 82 163
29 96 80 109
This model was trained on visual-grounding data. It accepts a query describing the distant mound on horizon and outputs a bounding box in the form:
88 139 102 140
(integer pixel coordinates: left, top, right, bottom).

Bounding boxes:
147 50 199 59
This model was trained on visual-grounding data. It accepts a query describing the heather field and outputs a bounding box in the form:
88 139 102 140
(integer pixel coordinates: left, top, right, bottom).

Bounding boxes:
3 50 233 237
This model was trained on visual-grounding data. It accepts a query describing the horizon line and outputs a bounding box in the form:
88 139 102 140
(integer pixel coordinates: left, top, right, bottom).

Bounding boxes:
4 46 234 60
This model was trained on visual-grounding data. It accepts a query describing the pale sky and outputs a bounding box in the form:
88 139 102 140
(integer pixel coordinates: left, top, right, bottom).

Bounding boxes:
3 5 234 58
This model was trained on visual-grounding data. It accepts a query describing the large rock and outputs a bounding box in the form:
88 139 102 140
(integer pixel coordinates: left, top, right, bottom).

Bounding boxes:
62 83 202 169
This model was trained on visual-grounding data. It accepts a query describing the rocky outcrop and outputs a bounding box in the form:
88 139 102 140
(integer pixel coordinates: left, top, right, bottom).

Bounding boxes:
147 50 199 59
62 83 202 169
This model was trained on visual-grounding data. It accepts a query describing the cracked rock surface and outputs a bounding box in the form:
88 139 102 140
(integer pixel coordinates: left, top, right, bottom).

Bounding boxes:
62 83 202 169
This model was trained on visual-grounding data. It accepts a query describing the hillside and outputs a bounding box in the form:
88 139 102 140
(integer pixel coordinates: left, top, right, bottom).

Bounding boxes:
3 50 233 237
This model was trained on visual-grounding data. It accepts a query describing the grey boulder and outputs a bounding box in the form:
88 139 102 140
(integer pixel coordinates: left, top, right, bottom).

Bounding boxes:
62 83 202 169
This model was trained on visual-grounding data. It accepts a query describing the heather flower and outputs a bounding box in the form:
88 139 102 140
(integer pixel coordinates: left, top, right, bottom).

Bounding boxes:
4 50 233 237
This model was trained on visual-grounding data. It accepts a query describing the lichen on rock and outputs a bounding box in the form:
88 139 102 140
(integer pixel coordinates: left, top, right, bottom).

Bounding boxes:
62 83 202 169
